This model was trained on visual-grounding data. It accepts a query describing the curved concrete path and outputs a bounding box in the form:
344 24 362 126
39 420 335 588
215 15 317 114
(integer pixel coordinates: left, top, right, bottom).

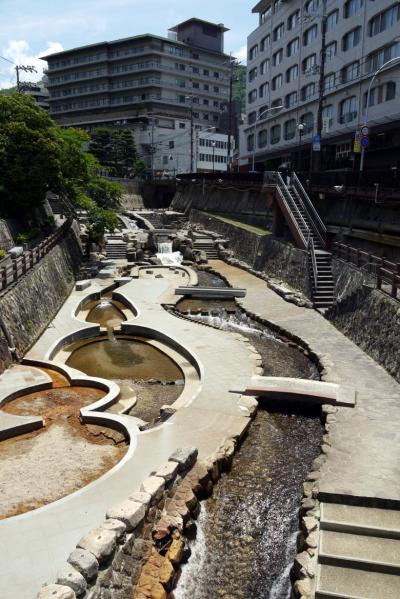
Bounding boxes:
210 260 400 507
0 270 256 599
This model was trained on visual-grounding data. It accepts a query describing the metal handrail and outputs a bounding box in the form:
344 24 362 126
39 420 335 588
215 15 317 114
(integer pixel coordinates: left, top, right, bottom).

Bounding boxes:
308 236 319 293
274 171 312 236
265 171 310 248
291 172 326 243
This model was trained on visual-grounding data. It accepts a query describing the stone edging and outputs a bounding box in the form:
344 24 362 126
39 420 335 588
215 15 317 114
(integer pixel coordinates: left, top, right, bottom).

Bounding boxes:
35 437 246 599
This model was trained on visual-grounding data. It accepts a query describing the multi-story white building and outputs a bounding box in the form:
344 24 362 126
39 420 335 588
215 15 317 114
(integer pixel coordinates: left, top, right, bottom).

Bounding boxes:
240 0 400 172
42 18 233 173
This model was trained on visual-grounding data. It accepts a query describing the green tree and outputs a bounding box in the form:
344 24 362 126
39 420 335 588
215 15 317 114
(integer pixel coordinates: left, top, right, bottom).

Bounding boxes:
89 127 141 177
85 175 123 209
89 128 113 167
85 206 119 255
0 94 61 217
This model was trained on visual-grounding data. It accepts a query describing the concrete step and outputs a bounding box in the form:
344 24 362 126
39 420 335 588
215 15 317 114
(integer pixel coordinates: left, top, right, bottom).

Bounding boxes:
316 564 400 599
321 504 400 539
319 530 400 574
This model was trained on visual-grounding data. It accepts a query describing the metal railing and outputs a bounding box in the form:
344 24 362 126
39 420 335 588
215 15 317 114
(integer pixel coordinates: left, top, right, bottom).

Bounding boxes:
333 241 400 301
0 219 75 293
291 171 326 247
308 236 319 293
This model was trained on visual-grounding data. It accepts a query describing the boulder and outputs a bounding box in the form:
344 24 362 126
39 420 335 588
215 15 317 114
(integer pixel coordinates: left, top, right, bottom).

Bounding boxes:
106 500 146 532
101 518 127 539
153 461 179 482
129 491 152 507
169 447 198 472
67 548 99 581
77 527 116 564
140 476 165 502
56 564 87 597
36 585 76 599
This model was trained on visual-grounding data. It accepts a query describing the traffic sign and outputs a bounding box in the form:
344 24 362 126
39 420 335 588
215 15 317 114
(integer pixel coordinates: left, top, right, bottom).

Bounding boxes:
361 126 369 136
361 136 369 148
354 131 361 154
313 134 321 151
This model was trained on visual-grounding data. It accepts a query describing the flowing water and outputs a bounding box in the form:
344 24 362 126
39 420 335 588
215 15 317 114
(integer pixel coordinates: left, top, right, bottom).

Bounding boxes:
157 241 183 266
85 298 127 328
175 289 322 599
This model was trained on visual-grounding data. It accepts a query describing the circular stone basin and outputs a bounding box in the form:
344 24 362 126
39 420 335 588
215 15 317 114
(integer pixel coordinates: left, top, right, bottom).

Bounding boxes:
84 298 127 328
0 385 127 519
64 336 184 401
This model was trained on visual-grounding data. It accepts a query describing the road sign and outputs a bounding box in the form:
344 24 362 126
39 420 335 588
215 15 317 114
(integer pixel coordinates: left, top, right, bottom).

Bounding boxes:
354 131 361 154
361 136 370 148
313 134 321 151
361 126 369 136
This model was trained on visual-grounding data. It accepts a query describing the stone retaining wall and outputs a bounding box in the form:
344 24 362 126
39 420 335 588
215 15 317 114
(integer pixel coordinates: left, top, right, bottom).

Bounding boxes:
36 439 243 599
0 227 82 357
0 328 11 373
190 210 311 297
0 219 13 251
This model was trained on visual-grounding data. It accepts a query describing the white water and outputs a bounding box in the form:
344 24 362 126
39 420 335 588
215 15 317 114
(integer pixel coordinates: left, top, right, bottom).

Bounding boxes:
156 241 183 266
185 311 283 343
174 505 208 598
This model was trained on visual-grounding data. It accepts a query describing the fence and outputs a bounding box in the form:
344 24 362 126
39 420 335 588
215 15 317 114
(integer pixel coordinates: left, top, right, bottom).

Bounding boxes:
333 241 400 301
0 219 74 293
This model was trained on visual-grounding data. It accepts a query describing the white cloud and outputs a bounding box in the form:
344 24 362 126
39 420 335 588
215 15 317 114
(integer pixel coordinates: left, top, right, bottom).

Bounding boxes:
0 40 63 89
233 45 247 65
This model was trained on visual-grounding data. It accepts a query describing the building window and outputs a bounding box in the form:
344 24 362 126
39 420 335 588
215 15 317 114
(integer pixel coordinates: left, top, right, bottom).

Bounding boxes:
249 67 258 82
203 99 209 105
192 66 200 74
169 141 174 149
326 10 339 32
305 0 319 15
302 54 317 74
365 42 400 72
247 133 255 151
324 72 336 91
303 25 318 46
325 41 337 61
260 59 270 75
260 34 271 51
369 4 400 36
270 124 281 145
364 81 397 107
214 86 219 93
192 81 199 89
301 112 314 134
287 10 300 31
259 82 269 98
260 5 272 25
179 122 186 129
342 27 361 51
273 49 283 66
271 98 282 108
341 61 360 83
272 74 283 90
248 111 257 124
249 45 259 60
213 72 219 79
287 37 300 57
301 83 316 101
284 119 296 140
286 64 299 83
273 22 285 41
339 96 357 123
344 0 364 19
204 84 209 91
322 104 334 129
258 129 268 148
248 89 258 103
285 91 298 108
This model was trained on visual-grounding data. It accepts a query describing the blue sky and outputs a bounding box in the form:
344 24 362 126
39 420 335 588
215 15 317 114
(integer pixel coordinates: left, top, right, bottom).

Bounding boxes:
0 0 256 88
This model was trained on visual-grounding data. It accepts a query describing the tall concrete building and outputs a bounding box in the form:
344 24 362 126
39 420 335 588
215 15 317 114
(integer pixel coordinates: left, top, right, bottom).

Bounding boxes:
240 0 400 172
42 18 232 172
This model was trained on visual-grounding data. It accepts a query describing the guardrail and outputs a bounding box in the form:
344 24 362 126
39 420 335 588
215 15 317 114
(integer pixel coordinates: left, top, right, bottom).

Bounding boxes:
332 241 400 301
292 172 326 246
0 219 74 293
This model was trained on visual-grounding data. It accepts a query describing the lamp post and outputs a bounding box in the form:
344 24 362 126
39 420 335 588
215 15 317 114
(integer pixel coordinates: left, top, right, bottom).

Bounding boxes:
359 55 400 175
212 141 216 173
251 105 283 172
297 122 305 171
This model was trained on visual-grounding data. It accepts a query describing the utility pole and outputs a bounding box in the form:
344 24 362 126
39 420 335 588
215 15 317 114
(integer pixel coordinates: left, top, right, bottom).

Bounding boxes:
150 115 155 180
227 54 234 174
190 100 194 173
15 65 37 92
314 0 327 173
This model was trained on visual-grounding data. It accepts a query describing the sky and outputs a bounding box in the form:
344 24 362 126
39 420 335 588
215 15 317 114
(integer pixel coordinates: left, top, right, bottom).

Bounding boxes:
0 0 257 89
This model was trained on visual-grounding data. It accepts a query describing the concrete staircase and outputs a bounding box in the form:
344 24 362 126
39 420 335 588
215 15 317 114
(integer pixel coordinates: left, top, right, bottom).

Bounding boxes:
312 251 335 309
193 237 219 259
104 233 127 260
316 502 400 598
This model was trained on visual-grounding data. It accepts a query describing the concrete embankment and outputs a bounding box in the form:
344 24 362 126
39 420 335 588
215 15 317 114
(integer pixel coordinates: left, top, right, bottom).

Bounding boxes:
0 226 82 360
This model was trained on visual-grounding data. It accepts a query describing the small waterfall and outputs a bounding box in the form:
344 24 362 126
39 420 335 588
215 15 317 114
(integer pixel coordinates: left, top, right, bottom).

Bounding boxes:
186 310 283 343
157 241 183 266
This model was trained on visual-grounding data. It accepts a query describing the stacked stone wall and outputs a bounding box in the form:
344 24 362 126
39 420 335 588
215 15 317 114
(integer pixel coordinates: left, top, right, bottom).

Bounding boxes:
190 210 310 297
0 228 82 357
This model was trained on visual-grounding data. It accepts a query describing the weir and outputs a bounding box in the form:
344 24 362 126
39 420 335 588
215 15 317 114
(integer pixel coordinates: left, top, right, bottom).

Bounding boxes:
156 241 183 266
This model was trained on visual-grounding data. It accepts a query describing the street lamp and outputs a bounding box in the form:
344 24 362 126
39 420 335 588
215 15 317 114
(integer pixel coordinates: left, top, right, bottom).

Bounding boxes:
212 141 216 173
359 54 400 174
297 122 305 171
251 105 283 172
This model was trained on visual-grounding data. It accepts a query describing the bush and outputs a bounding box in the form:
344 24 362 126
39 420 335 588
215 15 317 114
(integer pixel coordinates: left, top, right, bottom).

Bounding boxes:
0 249 6 259
16 227 41 245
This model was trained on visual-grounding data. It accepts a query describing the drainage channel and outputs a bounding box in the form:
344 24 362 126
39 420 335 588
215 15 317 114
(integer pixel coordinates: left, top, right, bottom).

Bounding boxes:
173 286 323 599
